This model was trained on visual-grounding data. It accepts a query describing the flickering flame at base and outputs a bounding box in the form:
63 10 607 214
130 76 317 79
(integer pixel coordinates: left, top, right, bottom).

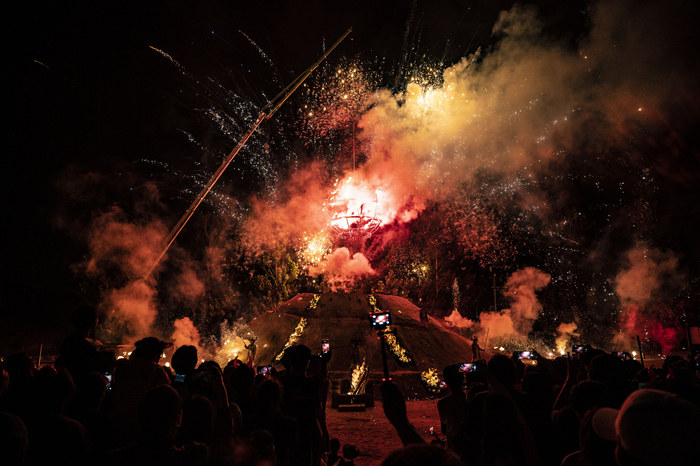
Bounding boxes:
348 358 367 395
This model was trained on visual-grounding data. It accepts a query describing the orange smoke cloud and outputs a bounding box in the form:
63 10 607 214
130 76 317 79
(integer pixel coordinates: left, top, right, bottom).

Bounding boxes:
555 322 578 354
243 162 331 253
103 280 158 341
614 242 681 308
85 207 168 279
171 267 205 306
79 207 169 341
171 317 202 349
310 247 374 277
613 242 684 351
478 267 551 338
444 310 474 329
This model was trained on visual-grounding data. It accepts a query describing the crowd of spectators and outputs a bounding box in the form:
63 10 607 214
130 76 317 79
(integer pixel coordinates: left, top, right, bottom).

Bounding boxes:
0 306 356 466
384 345 700 466
1 305 700 466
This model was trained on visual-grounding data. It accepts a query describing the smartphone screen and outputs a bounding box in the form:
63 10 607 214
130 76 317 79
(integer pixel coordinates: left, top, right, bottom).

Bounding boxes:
459 363 476 372
370 312 391 328
322 339 330 354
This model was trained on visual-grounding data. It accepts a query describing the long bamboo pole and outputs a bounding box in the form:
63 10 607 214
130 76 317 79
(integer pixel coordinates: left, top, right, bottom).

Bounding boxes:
144 28 352 279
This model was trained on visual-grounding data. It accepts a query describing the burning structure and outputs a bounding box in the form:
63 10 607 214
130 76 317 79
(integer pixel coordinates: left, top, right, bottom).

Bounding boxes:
328 178 382 239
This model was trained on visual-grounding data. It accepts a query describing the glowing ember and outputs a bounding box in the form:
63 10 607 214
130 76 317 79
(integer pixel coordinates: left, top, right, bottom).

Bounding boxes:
298 232 332 266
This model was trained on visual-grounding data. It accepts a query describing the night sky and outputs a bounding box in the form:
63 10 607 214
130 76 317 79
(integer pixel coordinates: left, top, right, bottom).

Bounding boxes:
4 0 700 354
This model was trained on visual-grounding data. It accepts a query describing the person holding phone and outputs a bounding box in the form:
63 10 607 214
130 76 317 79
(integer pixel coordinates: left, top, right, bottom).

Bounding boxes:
280 345 330 466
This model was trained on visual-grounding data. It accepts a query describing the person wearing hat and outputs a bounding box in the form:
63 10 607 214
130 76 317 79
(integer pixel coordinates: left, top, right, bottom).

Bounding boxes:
110 337 172 448
592 388 700 466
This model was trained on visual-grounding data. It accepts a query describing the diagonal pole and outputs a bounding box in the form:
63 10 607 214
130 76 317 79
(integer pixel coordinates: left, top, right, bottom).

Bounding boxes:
144 28 352 280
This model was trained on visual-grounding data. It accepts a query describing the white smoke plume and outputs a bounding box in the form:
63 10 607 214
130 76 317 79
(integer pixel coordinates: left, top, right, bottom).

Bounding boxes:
309 247 375 292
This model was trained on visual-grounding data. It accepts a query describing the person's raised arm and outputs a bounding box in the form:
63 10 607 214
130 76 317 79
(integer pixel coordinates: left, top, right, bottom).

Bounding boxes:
381 381 425 446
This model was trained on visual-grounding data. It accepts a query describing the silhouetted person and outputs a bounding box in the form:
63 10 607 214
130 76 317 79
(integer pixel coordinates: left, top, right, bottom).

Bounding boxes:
110 337 171 447
280 345 325 466
327 437 341 466
0 359 29 465
381 444 463 466
0 352 36 421
339 444 360 466
66 371 115 457
437 364 467 450
106 384 208 466
57 305 99 381
350 338 362 368
26 366 92 466
226 363 258 434
244 337 257 364
471 336 483 361
171 345 198 380
248 379 298 466
593 388 700 466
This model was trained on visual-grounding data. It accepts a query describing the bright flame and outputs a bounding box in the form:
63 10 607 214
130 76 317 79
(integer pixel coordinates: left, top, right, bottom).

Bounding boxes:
348 359 367 395
328 178 383 238
275 317 308 362
420 367 441 392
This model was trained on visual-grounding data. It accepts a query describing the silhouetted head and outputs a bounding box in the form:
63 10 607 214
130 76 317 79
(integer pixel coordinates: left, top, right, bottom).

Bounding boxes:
257 379 282 409
594 389 700 466
570 380 615 419
343 444 360 460
172 345 198 375
488 354 517 387
442 364 464 388
69 305 98 333
287 345 312 373
229 364 255 396
4 353 34 385
588 353 625 388
33 366 74 412
177 395 213 444
132 337 171 362
137 384 182 439
75 371 108 408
